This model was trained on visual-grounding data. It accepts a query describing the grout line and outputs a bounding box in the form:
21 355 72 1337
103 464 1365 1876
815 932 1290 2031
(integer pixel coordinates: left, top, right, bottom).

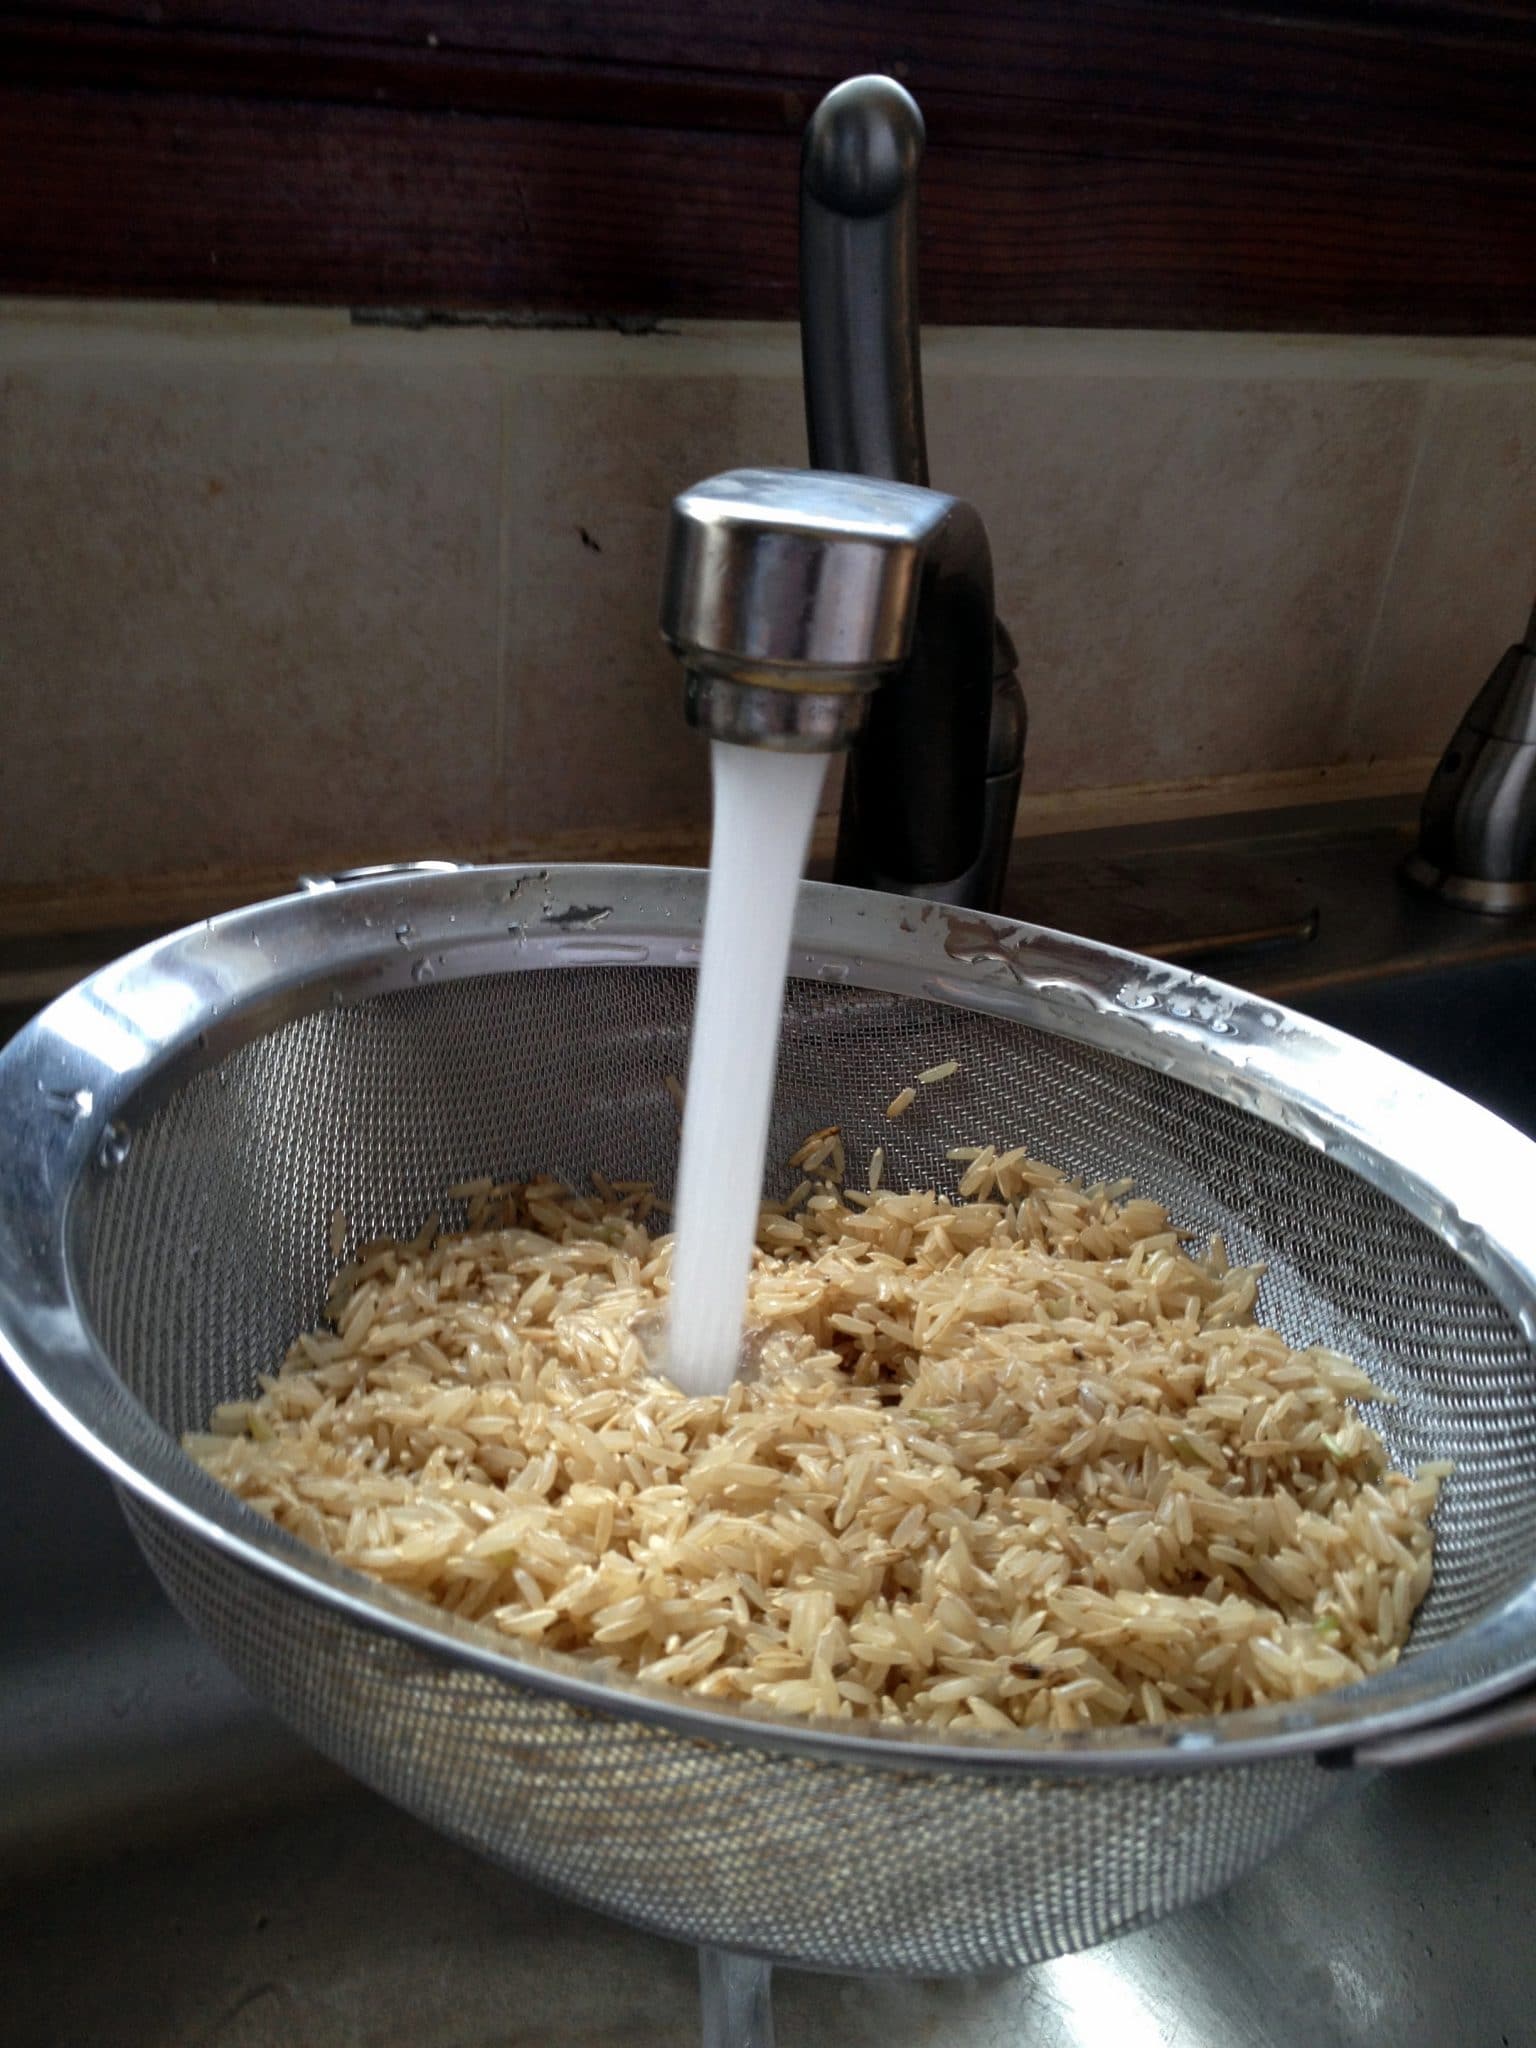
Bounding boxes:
1345 382 1436 750
1008 755 1435 840
9 302 1536 384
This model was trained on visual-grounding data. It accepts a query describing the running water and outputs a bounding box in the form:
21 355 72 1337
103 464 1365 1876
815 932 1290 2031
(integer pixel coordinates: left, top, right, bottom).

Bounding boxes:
666 741 828 1397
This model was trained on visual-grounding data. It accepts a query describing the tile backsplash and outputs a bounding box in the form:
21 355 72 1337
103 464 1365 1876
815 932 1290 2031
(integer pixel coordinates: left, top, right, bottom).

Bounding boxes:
2 305 1534 907
2 355 503 888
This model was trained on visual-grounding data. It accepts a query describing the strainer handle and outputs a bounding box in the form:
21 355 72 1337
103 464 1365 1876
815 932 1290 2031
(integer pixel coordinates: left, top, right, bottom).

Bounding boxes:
698 1949 774 2047
1347 1687 1536 1768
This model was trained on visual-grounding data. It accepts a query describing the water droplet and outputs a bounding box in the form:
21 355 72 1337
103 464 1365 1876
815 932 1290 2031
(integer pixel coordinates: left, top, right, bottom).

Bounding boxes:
818 961 851 982
394 923 414 946
1260 1011 1280 1029
1170 1002 1191 1019
97 1121 132 1168
1117 984 1157 1011
42 1084 93 1122
411 957 437 984
195 1031 208 1051
329 988 346 1008
1209 1017 1234 1035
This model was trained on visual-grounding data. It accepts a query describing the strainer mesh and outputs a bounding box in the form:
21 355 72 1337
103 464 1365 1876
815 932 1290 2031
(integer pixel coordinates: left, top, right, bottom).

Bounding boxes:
71 967 1536 1970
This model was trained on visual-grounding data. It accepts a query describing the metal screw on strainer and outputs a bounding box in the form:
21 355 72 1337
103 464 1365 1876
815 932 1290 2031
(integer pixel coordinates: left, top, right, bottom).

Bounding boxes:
3 862 1536 2044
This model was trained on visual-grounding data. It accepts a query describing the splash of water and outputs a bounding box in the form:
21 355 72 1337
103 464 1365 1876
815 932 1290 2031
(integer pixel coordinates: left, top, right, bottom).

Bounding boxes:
665 742 827 1397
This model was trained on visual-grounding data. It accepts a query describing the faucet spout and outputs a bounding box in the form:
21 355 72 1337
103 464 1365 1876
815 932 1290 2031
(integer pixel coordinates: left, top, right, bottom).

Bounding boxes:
659 466 995 875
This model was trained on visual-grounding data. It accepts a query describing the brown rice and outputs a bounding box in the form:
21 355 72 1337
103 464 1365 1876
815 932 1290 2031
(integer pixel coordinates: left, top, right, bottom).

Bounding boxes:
189 1149 1446 1733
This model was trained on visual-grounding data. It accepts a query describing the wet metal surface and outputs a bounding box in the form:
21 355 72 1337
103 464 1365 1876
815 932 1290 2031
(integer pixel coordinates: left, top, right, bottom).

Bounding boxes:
1001 795 1536 996
6 1743 1535 2046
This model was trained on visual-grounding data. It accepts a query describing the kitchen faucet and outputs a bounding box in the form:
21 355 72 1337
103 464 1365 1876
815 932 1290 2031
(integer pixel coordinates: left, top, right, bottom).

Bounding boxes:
655 76 1024 913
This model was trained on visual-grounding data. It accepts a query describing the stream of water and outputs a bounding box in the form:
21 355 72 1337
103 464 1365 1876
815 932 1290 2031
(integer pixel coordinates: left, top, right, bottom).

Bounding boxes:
665 741 827 1398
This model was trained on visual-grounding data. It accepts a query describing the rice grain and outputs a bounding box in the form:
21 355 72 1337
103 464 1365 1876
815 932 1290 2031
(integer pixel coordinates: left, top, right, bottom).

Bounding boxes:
190 1155 1444 1733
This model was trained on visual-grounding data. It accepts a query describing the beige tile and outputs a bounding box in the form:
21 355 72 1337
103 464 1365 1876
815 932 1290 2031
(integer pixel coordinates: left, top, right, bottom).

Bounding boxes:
0 362 501 888
1348 385 1536 758
923 373 1422 791
501 373 805 840
501 366 1425 836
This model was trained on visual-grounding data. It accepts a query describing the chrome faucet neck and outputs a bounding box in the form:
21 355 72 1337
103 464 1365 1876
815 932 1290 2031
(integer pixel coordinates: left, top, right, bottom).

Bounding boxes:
659 466 996 884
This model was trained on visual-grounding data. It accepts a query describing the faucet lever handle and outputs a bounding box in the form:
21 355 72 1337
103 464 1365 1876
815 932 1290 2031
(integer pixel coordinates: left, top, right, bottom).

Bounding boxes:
801 75 1026 911
801 75 928 487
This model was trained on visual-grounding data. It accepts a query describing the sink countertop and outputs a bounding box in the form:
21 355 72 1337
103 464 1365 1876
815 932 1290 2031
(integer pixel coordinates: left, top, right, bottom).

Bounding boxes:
999 793 1536 997
5 792 1536 2047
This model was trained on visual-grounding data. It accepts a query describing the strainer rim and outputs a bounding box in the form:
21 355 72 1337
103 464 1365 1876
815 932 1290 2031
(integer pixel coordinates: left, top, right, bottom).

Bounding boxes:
3 861 1536 1775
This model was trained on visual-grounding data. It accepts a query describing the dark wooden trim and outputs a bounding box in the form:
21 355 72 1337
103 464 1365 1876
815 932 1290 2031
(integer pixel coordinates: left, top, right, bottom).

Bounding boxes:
3 2 1536 328
8 3 1536 163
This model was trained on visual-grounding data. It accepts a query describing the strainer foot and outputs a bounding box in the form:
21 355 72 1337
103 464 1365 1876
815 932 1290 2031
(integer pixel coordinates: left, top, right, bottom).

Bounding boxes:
699 1947 775 2047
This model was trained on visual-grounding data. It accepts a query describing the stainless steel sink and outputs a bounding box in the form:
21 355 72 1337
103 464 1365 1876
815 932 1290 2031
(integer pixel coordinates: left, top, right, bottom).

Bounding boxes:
5 823 1536 2047
1297 953 1536 1140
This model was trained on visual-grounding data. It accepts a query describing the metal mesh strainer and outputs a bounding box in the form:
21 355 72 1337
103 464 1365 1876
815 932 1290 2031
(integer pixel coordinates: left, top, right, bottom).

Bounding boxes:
3 864 1536 2001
